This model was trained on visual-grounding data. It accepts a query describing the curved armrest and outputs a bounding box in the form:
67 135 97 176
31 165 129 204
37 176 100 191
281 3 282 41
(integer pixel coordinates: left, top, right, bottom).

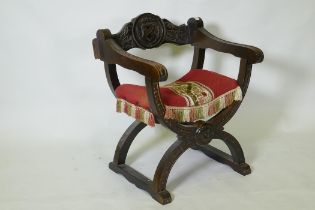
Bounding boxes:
191 28 264 64
94 30 168 81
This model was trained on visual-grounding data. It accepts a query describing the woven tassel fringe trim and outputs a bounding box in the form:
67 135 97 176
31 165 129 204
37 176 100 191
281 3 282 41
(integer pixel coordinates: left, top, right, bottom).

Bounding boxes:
116 99 155 126
164 86 243 122
116 86 242 127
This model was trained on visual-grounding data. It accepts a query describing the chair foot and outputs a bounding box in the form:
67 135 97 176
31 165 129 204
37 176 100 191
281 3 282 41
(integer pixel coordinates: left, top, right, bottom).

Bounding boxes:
109 162 172 205
233 162 251 176
196 144 251 176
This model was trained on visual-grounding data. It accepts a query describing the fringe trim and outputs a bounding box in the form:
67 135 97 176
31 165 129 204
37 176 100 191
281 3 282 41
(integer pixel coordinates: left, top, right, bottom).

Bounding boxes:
116 99 155 126
116 86 242 127
164 86 243 122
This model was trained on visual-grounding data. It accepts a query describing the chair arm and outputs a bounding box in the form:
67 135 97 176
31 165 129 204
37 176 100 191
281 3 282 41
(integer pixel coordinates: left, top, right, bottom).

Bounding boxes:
93 30 168 81
191 28 264 64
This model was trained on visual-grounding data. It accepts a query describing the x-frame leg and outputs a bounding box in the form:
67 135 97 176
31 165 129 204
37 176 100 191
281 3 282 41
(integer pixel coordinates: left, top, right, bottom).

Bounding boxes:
109 120 251 205
109 121 190 204
195 130 251 176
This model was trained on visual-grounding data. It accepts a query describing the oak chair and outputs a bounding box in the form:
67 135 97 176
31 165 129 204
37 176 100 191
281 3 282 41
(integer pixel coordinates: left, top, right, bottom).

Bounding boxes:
92 13 263 204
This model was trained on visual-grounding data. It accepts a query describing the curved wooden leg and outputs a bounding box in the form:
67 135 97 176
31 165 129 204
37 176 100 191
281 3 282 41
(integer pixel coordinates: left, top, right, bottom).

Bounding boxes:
112 120 146 164
109 121 150 198
151 140 190 204
196 130 251 175
109 125 189 205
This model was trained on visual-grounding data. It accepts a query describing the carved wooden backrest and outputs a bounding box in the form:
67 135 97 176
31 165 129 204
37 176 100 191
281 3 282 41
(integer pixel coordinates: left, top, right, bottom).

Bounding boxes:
112 13 191 51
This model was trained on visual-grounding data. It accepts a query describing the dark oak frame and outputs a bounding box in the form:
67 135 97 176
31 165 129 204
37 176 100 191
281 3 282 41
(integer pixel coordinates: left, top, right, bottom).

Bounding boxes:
93 13 263 205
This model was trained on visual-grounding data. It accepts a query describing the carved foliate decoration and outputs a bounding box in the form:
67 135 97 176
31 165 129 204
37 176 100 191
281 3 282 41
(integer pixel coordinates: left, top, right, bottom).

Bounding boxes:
163 19 190 45
112 22 135 51
112 13 190 50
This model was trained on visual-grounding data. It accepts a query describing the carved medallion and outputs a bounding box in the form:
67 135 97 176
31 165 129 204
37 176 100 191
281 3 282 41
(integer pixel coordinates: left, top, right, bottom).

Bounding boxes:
112 13 190 50
132 13 166 49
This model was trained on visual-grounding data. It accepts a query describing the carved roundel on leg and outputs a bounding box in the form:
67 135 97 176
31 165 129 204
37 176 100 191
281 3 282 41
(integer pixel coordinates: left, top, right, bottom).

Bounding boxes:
132 13 166 49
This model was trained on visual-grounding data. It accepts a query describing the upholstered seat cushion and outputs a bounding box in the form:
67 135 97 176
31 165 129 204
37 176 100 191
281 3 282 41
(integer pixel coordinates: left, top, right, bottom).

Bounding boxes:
115 69 242 126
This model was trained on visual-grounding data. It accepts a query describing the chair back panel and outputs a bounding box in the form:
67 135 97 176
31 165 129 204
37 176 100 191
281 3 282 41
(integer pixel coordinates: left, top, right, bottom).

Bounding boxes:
112 13 191 50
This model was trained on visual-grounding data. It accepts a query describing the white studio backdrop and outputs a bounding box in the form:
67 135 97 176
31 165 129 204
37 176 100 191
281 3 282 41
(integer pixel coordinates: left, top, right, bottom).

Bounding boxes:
0 0 314 209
